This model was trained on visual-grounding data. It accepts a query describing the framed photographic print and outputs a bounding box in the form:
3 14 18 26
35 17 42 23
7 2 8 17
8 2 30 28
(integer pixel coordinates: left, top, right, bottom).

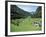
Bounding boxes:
5 1 45 36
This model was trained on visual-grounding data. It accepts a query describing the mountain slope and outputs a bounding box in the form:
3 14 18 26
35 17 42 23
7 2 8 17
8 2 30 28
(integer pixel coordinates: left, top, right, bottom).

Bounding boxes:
11 5 31 19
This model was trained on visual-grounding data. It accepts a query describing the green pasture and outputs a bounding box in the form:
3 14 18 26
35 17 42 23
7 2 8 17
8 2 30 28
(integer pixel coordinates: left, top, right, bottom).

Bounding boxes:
10 17 42 32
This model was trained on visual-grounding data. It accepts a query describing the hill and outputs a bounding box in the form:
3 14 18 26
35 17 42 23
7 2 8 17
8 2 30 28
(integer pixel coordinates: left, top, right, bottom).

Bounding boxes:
11 5 31 19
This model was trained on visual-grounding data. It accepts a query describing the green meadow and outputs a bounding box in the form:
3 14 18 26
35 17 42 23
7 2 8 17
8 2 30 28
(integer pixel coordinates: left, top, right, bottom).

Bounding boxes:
10 17 42 32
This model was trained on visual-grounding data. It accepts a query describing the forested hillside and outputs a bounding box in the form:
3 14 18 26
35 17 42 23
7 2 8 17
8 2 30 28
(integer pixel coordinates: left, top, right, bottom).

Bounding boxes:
11 5 31 19
11 5 42 20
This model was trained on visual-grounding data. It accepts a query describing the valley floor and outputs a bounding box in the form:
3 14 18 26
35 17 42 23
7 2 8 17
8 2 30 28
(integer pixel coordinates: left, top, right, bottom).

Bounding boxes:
10 18 42 32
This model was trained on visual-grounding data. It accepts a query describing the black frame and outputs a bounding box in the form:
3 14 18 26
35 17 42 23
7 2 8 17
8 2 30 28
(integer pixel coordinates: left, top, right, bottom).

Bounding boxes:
5 1 45 36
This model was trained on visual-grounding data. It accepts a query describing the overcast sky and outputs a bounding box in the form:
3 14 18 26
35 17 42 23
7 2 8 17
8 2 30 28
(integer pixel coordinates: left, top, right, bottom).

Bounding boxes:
17 5 38 12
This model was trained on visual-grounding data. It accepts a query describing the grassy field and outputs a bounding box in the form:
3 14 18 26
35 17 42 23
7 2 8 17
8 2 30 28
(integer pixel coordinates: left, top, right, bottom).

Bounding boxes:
10 17 42 32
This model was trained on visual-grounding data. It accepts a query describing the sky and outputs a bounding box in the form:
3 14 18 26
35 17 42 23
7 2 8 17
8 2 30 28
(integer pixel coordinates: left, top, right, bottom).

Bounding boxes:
17 5 38 12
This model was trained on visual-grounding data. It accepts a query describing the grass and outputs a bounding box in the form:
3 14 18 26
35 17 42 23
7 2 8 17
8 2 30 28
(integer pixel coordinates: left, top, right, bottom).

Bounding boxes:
10 17 42 32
